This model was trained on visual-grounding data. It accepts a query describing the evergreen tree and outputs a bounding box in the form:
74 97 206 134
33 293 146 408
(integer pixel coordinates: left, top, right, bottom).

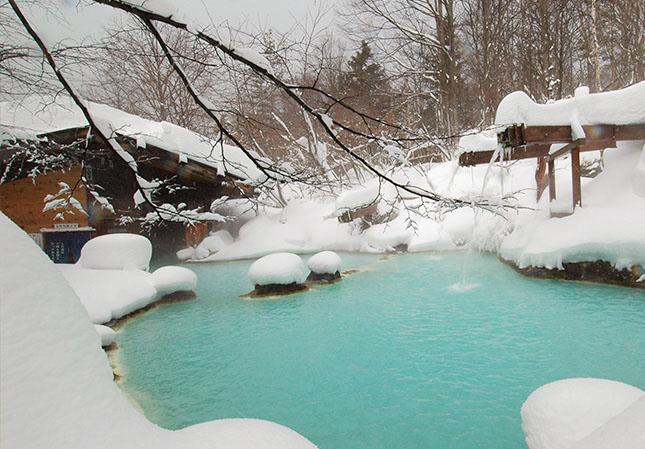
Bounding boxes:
341 41 389 113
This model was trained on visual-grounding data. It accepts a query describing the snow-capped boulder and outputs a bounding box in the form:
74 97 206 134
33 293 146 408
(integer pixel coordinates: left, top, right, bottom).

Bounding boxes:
78 233 152 271
247 253 307 296
521 378 645 449
306 251 342 284
334 179 399 226
150 266 198 297
59 266 157 323
195 230 234 258
176 246 196 261
94 324 116 347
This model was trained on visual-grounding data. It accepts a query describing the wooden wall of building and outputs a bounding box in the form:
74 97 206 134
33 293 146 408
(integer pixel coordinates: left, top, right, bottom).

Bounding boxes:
0 167 89 234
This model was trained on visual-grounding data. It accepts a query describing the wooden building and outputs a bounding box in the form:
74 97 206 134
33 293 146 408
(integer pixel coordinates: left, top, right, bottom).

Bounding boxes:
1 101 257 262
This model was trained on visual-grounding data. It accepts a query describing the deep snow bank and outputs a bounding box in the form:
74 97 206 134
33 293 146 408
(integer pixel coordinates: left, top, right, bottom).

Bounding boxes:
0 212 317 449
521 378 645 449
500 141 645 271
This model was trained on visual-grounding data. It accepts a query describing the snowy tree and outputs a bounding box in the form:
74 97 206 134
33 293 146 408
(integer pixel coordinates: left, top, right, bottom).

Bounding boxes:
89 18 216 136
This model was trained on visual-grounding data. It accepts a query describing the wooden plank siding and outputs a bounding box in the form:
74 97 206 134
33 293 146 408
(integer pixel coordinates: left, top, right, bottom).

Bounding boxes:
0 166 90 234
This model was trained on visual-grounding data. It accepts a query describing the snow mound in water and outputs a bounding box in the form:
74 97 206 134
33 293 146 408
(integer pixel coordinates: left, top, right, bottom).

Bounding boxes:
307 251 342 274
150 266 197 296
248 253 307 286
78 234 152 271
521 378 644 449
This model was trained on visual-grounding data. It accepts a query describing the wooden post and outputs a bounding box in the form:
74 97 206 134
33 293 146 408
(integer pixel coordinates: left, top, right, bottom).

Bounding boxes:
535 156 547 201
548 159 556 203
571 146 582 209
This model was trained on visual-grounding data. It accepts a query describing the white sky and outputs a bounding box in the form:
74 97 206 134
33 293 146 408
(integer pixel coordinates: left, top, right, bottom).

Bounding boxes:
29 0 339 43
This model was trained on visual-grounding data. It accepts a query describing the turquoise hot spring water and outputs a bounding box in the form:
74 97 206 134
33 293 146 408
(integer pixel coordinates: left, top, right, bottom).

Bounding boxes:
116 252 645 449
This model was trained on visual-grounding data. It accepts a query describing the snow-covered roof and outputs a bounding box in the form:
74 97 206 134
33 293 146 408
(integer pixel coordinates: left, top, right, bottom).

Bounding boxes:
0 96 266 183
495 81 645 126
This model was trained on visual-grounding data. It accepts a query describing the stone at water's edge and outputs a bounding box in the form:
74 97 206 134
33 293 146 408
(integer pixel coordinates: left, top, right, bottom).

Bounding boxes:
244 282 308 298
306 271 341 285
503 258 645 289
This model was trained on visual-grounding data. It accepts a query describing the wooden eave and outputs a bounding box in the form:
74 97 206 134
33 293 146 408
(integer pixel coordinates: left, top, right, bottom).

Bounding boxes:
32 125 247 187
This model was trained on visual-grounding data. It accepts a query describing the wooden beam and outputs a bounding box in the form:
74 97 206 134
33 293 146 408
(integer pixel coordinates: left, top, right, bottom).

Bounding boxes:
459 144 550 166
500 123 645 147
38 126 89 144
547 139 584 162
571 146 582 208
614 124 645 141
535 156 547 201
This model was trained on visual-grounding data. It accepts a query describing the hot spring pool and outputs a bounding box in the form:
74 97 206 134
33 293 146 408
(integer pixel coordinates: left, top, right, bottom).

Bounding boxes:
115 252 645 448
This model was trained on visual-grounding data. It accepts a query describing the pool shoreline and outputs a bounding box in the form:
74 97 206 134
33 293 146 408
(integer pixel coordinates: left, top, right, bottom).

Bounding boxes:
500 257 645 290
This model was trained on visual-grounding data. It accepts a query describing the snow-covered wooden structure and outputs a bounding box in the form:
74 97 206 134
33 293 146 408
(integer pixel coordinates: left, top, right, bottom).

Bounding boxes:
459 83 645 215
460 123 645 213
0 97 259 260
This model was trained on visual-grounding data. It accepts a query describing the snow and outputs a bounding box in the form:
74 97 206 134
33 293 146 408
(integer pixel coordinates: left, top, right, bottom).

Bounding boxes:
248 253 307 286
307 251 342 274
150 266 197 296
495 81 645 126
94 324 116 347
571 396 645 449
59 265 158 323
457 130 497 153
56 234 198 323
181 230 235 261
232 47 273 74
0 96 266 184
521 378 645 449
0 211 318 449
78 233 152 271
632 143 645 197
500 142 645 270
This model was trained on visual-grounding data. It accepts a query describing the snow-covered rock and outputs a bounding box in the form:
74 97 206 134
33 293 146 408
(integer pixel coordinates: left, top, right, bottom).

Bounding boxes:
60 234 200 324
94 324 116 347
521 378 645 449
78 233 152 271
307 251 342 275
150 266 198 297
248 253 307 286
59 266 158 323
198 230 234 254
0 211 318 449
306 251 343 284
176 246 196 261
